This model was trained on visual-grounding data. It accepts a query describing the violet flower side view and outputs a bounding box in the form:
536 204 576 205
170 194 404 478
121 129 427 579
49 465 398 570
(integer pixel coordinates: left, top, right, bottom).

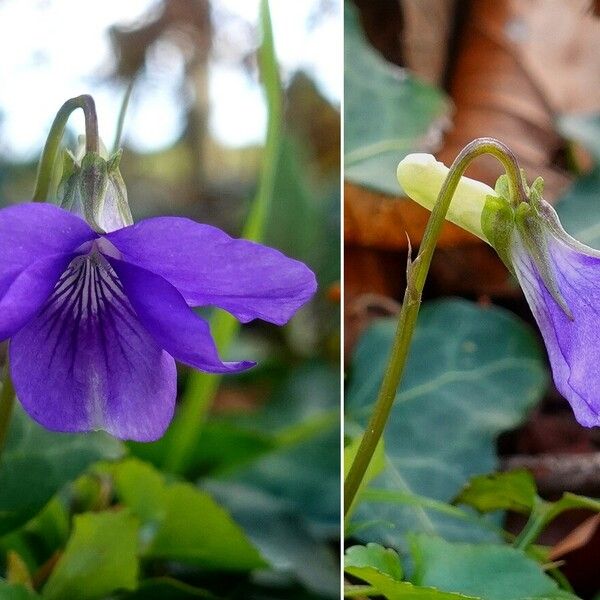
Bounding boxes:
0 197 316 442
397 151 600 428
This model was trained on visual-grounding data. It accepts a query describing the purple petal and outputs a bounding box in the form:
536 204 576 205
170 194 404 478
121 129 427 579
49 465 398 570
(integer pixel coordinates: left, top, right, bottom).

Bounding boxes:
0 253 75 341
108 257 254 374
512 235 600 427
0 203 95 297
105 217 317 324
10 252 176 441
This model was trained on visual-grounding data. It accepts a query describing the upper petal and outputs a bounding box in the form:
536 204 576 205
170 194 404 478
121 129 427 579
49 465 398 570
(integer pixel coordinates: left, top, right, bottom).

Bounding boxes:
512 233 600 427
107 257 254 374
10 252 176 441
105 217 317 324
0 202 96 296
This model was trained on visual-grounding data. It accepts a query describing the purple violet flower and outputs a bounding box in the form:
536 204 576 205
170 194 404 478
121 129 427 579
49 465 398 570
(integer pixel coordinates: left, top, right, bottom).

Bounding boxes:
0 202 316 441
398 153 600 428
500 196 600 427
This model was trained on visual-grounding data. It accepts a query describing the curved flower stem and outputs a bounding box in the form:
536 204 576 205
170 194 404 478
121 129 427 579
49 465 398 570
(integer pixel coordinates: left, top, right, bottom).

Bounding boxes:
33 94 99 202
0 372 15 460
344 137 527 517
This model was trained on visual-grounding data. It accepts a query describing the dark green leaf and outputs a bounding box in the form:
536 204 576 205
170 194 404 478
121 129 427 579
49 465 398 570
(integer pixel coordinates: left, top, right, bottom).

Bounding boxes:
0 406 123 535
205 480 339 597
344 1 449 196
410 535 578 600
218 362 340 531
556 113 600 162
555 167 600 250
346 299 548 546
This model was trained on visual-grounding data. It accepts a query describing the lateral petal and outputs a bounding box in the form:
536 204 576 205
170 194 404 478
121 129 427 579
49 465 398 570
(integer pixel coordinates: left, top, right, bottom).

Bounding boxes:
108 256 254 374
105 217 317 324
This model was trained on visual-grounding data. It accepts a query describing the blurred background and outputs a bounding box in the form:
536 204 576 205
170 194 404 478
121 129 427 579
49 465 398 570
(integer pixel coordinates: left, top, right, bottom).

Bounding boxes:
0 1 341 599
344 1 600 598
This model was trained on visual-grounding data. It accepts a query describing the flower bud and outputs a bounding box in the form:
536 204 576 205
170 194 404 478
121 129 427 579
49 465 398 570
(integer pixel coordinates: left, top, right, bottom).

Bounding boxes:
57 148 133 233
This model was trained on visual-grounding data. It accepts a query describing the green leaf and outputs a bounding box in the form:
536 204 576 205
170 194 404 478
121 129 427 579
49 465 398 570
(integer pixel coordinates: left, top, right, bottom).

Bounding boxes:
148 482 266 570
346 299 548 546
410 535 578 600
555 167 600 250
345 567 477 600
42 510 139 600
454 471 537 515
0 405 123 535
205 480 339 597
119 577 215 599
344 1 449 196
556 113 600 162
218 362 340 531
112 459 265 571
554 113 600 249
0 582 39 600
345 543 403 581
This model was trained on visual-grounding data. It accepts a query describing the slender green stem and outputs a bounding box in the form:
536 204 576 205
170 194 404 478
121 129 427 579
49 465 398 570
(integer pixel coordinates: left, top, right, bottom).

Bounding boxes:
163 0 282 474
513 505 550 550
0 372 15 460
344 138 527 516
32 94 99 202
113 79 135 153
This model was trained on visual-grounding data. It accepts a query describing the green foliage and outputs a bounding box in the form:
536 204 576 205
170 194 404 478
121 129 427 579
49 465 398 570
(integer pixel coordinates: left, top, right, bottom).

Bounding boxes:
42 511 138 600
0 582 39 600
203 362 341 596
121 578 215 599
344 1 449 196
346 299 548 546
454 471 537 515
557 113 600 163
555 113 600 248
0 405 122 536
345 543 403 580
112 459 265 571
555 166 600 249
409 536 578 600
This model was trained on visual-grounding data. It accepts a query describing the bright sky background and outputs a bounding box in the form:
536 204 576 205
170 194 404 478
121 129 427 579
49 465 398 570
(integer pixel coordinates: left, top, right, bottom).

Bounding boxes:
0 0 341 159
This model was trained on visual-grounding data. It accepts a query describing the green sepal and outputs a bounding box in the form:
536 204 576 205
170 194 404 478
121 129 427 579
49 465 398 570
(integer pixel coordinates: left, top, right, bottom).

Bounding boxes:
481 194 515 273
106 149 133 228
486 173 572 320
55 148 133 232
79 152 110 231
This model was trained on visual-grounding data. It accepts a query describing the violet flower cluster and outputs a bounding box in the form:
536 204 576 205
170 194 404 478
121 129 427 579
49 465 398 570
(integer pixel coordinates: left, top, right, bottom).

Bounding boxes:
0 202 316 441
